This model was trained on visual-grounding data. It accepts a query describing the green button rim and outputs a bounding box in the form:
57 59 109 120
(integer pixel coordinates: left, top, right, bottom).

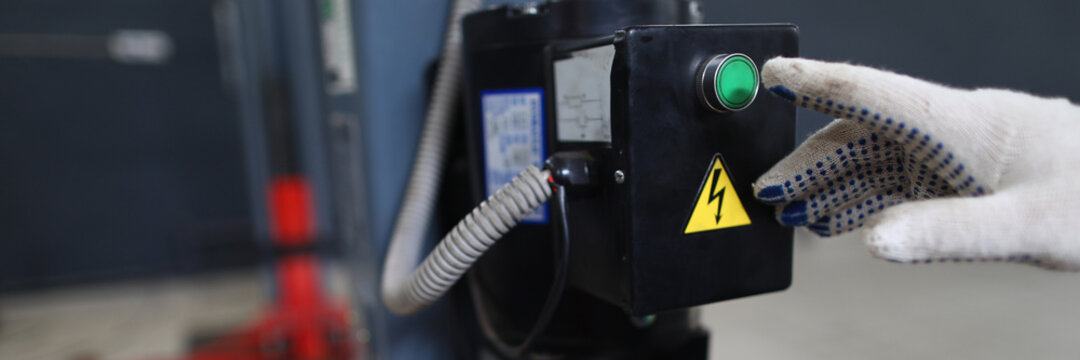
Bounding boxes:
714 55 758 110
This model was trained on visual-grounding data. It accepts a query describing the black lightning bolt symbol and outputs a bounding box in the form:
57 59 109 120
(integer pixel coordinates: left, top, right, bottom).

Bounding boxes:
708 168 725 223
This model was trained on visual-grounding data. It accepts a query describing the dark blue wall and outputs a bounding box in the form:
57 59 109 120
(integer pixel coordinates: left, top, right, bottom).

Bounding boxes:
0 0 255 290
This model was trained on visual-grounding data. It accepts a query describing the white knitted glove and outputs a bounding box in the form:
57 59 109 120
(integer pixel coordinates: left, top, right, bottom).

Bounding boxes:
752 57 1080 270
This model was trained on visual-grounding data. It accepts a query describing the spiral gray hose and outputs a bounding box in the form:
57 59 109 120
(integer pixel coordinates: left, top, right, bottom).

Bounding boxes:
379 0 481 315
386 166 553 314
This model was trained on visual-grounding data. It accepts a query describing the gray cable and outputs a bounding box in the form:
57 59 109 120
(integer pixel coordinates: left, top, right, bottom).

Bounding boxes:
470 181 569 358
389 166 553 314
380 0 482 315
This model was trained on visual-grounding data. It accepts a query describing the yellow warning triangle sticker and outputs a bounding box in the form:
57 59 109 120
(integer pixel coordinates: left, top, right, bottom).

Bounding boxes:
684 153 751 234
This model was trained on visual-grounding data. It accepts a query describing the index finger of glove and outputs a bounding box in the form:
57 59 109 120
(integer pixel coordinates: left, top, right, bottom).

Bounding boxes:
760 57 972 139
760 57 1008 197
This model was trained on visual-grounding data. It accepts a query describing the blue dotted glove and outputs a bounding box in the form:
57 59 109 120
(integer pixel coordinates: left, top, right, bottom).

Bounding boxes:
753 57 1080 270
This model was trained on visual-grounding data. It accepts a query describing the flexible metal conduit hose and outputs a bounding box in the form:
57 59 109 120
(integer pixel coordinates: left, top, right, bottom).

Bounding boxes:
381 0 555 315
387 166 552 315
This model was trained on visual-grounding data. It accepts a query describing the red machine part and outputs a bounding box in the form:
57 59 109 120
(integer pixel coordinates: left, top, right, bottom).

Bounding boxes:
187 176 356 360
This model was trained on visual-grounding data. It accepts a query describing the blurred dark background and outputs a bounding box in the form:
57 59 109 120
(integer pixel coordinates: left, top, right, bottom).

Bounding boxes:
0 0 255 291
0 0 1076 303
0 0 1077 359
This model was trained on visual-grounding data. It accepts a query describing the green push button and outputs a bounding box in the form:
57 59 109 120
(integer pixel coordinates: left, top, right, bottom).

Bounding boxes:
697 53 759 112
716 55 757 109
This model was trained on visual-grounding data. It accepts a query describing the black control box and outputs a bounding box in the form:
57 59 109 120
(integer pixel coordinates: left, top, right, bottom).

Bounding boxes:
557 25 798 315
463 22 798 316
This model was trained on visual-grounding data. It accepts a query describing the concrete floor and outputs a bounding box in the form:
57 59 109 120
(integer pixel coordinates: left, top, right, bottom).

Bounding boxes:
2 229 1078 359
0 271 266 360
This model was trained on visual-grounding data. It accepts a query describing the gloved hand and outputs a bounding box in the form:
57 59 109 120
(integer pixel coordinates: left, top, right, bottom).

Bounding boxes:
753 57 1080 270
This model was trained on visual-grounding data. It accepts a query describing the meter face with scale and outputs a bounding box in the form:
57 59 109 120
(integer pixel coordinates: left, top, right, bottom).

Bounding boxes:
554 45 615 143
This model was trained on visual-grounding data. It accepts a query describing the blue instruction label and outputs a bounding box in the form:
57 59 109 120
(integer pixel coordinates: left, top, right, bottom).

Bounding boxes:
481 89 547 224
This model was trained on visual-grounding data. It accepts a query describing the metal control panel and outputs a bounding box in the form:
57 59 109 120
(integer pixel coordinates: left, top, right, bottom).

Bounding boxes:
460 0 799 322
551 25 799 314
464 23 798 316
460 6 798 357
